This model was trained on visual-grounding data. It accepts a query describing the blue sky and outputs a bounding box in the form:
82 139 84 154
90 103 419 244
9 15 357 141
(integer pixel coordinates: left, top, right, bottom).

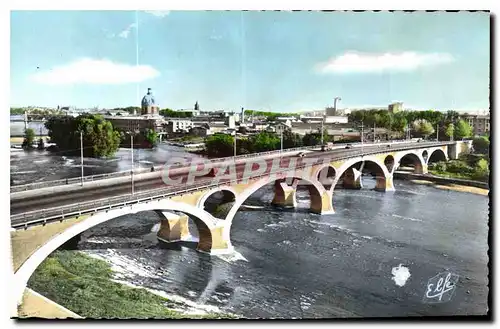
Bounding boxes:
10 10 490 112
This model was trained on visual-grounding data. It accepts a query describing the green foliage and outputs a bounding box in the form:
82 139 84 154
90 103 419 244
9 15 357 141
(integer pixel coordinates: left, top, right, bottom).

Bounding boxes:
302 132 321 146
144 128 158 147
445 123 455 140
454 119 472 139
473 136 490 154
205 134 234 157
159 108 193 118
251 131 280 152
22 128 36 149
11 107 25 115
27 251 234 319
472 159 490 182
412 119 435 138
392 113 408 134
244 110 295 121
282 129 303 149
45 114 121 157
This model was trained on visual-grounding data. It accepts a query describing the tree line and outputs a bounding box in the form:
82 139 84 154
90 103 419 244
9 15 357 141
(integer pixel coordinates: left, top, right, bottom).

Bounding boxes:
204 129 341 158
347 109 477 140
41 114 158 157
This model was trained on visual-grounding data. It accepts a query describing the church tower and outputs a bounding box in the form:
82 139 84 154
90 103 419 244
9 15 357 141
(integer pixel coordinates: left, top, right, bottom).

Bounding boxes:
141 88 159 116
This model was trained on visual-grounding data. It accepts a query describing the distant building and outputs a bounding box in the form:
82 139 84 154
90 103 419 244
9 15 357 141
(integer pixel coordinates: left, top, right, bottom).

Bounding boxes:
388 102 404 113
324 116 349 124
141 88 160 116
463 114 490 136
225 115 236 129
165 119 194 134
104 116 158 132
325 106 337 117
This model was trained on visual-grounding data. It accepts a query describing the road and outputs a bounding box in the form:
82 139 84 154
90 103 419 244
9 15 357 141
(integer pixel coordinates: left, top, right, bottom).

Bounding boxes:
10 142 441 217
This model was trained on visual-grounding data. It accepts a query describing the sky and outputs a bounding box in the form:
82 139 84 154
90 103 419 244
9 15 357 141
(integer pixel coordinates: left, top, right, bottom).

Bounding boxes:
10 10 490 113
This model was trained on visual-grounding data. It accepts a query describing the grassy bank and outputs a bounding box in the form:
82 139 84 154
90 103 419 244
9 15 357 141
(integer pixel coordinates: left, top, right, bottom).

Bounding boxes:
428 155 489 183
27 250 235 319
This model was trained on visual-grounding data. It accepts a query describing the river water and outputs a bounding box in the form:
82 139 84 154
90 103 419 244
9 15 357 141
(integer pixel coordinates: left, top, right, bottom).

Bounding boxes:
11 147 489 318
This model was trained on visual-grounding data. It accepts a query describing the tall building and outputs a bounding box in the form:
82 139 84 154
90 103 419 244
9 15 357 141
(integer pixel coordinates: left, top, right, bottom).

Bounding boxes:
325 107 337 116
388 102 404 113
463 114 490 136
141 88 159 115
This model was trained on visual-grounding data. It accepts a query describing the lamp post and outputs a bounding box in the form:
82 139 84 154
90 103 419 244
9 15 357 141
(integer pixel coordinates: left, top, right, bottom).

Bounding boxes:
80 130 84 186
360 122 364 154
131 133 134 195
436 123 439 141
321 115 324 145
234 132 237 161
280 128 283 153
129 129 139 195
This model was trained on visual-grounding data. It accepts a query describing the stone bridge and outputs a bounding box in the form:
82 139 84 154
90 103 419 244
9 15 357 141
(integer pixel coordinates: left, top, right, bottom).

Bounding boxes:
9 141 471 313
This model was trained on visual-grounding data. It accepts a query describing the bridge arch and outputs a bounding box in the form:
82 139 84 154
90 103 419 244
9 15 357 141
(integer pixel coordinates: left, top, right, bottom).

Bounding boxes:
392 151 426 174
12 199 219 309
316 165 337 190
427 148 448 164
330 156 393 192
223 174 332 242
197 187 237 220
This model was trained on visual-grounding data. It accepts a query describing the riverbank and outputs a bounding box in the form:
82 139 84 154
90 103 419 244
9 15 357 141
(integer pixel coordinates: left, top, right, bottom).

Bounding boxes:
26 250 236 319
394 172 489 196
10 136 49 144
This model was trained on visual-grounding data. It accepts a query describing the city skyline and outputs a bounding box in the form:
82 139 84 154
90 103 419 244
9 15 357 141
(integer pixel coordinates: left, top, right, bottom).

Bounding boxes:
10 11 490 113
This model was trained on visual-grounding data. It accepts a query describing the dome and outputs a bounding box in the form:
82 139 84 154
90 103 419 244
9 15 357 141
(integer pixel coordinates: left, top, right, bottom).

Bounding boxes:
141 88 156 107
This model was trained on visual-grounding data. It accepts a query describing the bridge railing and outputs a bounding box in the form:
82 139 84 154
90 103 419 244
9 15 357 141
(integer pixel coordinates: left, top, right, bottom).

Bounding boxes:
10 139 421 193
11 141 453 228
9 146 318 193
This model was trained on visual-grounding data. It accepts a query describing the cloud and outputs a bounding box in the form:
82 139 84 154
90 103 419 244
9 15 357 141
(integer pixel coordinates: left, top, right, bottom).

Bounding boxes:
317 51 455 74
118 23 137 39
144 10 170 17
30 58 160 85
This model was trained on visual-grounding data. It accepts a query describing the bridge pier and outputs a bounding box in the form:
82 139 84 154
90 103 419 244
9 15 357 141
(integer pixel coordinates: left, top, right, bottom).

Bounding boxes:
374 175 395 192
342 168 363 189
196 224 234 255
271 180 297 208
310 190 335 215
155 211 190 243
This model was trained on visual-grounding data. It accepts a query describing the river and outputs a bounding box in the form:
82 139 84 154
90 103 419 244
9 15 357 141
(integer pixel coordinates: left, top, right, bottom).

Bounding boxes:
11 147 489 318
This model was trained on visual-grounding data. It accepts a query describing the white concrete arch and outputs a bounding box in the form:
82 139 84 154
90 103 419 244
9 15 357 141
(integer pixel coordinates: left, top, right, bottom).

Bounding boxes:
196 185 238 210
329 155 390 192
313 163 338 184
391 150 427 174
12 198 218 310
222 173 327 242
426 147 449 164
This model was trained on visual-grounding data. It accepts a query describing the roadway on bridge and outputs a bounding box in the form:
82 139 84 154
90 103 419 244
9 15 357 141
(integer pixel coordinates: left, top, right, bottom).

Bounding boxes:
10 142 435 217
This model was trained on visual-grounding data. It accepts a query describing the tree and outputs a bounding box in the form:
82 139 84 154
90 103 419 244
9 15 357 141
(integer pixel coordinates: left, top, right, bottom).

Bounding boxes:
251 131 280 152
391 113 408 137
473 136 490 155
412 119 435 139
454 119 473 140
205 134 234 157
45 114 121 157
143 128 158 147
472 158 490 182
445 123 455 141
22 128 36 149
302 132 321 146
282 128 303 149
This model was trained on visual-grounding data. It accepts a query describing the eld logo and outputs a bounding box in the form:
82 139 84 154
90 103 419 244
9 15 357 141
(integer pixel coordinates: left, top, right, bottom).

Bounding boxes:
422 272 459 304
